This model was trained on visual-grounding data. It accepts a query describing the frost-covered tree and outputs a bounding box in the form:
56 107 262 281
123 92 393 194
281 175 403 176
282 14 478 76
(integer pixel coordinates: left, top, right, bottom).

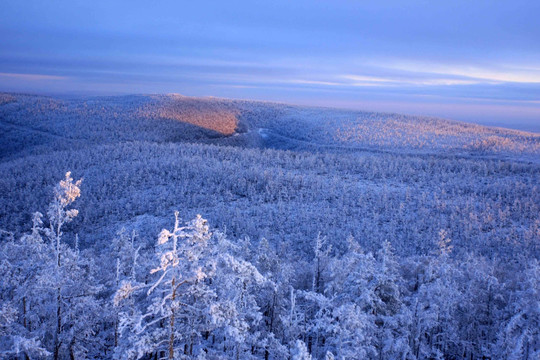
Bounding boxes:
312 233 331 294
458 254 503 359
413 245 462 359
0 172 103 359
44 172 87 359
303 236 377 359
110 228 141 354
253 238 290 360
112 228 141 285
496 260 540 360
281 287 308 352
115 212 215 359
115 213 271 360
208 233 267 359
372 241 410 359
0 225 51 359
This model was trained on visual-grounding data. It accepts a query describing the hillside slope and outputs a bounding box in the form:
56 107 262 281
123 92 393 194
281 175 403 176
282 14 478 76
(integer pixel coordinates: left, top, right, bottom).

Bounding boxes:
1 92 538 161
0 92 538 260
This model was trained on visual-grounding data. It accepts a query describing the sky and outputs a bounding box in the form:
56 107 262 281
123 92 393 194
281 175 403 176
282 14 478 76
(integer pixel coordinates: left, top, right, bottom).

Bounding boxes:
1 0 539 131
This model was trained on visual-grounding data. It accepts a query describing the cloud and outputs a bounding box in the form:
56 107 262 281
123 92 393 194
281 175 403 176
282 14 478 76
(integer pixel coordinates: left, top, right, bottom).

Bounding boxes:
341 74 479 87
0 72 68 81
369 60 540 84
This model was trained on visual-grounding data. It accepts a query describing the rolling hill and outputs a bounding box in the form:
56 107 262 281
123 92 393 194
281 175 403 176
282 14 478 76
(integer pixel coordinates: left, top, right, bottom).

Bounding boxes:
1 93 538 161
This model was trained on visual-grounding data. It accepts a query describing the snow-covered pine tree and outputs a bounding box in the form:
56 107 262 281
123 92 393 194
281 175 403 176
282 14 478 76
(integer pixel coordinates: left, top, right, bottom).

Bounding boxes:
304 236 377 359
110 228 141 355
0 219 51 358
254 237 290 360
125 212 215 359
0 172 103 359
312 233 331 294
372 241 411 359
413 235 462 359
496 259 539 360
458 254 502 359
116 212 272 359
45 172 83 359
208 232 267 359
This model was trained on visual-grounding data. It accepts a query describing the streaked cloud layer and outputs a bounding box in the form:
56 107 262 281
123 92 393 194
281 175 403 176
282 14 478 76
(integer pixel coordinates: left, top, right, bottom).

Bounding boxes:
0 0 539 131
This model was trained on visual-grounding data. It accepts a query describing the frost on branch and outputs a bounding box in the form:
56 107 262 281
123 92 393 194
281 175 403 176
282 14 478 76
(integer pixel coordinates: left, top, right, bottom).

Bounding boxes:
57 171 82 206
115 212 270 359
0 171 104 359
12 336 51 358
45 171 82 246
116 212 215 359
437 229 453 256
114 281 139 306
291 339 312 360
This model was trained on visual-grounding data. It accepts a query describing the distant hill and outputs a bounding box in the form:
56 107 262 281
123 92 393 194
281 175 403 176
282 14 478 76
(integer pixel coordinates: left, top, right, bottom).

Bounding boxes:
1 92 538 161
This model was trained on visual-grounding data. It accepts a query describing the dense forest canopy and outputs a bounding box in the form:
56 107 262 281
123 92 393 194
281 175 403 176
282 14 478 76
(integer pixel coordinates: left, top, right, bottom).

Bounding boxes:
0 93 538 359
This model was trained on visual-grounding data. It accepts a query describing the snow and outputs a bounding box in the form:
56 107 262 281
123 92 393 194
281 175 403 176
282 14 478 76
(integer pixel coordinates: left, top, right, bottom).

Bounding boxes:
0 92 539 359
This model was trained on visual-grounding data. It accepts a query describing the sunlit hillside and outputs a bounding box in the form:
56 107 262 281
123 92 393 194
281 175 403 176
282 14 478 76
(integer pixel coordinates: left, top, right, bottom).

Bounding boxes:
1 93 538 161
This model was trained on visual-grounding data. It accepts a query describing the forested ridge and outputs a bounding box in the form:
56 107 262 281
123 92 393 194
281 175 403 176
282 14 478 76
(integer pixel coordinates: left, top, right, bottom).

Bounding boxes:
0 93 538 359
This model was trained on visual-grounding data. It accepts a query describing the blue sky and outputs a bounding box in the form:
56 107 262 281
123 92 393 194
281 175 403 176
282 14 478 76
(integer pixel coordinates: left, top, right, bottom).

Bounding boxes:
1 0 539 131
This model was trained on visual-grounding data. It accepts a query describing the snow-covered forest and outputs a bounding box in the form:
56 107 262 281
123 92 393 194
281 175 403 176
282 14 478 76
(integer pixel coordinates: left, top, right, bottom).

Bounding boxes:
1 93 539 359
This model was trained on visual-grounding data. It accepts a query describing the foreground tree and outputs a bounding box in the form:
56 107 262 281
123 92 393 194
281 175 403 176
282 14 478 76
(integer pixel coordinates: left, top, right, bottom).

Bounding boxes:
0 172 103 359
0 226 51 359
115 212 213 359
496 260 540 360
115 212 269 359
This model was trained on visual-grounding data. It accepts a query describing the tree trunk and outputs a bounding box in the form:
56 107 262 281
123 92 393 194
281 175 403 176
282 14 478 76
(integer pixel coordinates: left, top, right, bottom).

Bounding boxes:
114 316 118 348
169 277 176 360
69 339 76 360
22 296 27 329
54 287 61 360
